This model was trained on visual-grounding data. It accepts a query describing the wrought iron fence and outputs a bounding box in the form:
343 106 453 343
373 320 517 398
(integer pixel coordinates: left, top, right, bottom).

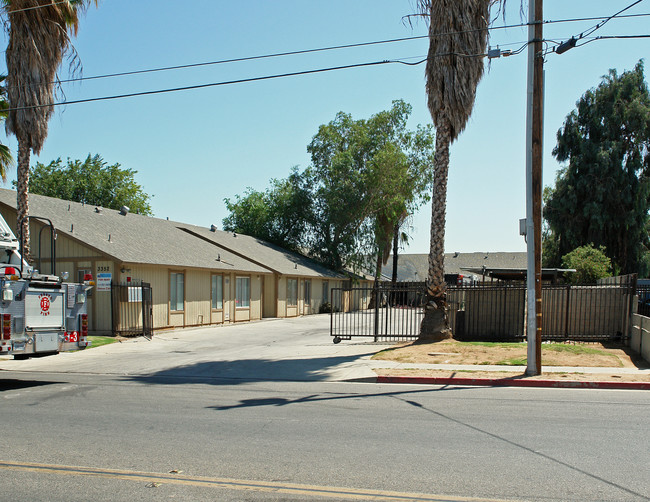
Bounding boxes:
637 285 650 317
331 277 637 343
330 284 426 343
111 282 154 339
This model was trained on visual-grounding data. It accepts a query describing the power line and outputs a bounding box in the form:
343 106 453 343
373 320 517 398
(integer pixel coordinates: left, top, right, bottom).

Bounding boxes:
2 0 75 15
5 25 646 113
4 59 400 112
7 52 504 112
4 12 647 89
552 0 647 55
54 35 432 84
576 33 650 47
581 0 646 38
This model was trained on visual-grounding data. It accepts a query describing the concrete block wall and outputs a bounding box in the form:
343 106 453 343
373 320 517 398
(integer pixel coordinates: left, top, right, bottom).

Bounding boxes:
629 314 650 364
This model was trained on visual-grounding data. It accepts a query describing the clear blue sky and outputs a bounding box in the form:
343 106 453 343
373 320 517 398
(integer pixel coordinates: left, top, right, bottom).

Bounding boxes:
1 0 649 254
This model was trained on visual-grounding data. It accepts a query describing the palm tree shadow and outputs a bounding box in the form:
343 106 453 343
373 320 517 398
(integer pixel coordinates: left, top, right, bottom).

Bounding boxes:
209 386 468 411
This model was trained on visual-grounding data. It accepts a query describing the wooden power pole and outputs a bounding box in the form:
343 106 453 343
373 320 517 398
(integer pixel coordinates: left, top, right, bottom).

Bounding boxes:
525 0 544 376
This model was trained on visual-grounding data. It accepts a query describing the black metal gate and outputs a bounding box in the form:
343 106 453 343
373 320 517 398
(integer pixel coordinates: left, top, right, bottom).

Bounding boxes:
111 282 154 339
330 283 426 343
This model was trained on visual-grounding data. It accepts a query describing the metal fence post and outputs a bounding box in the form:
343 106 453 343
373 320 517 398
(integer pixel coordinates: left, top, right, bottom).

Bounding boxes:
373 281 379 341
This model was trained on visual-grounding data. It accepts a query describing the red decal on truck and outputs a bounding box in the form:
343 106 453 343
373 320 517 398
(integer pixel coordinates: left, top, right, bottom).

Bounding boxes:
39 294 51 316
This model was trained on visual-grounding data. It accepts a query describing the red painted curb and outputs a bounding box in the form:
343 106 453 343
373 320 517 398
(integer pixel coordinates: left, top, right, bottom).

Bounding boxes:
376 375 650 390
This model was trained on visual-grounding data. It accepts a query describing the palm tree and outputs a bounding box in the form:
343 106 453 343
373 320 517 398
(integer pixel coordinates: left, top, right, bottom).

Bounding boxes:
417 1 497 339
2 0 96 259
0 76 15 182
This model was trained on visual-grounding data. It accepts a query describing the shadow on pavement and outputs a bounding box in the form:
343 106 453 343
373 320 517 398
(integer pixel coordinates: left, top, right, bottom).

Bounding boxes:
125 352 378 386
208 385 471 411
0 378 61 392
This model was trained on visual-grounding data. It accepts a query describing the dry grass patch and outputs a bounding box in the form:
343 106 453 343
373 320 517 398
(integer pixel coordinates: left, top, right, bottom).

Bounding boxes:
372 339 641 368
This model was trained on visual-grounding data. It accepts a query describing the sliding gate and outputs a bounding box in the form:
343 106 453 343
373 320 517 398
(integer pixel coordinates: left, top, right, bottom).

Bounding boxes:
330 284 426 343
111 282 154 339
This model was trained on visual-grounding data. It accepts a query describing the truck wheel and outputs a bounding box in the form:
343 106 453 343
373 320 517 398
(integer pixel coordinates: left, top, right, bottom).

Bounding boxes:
333 336 341 344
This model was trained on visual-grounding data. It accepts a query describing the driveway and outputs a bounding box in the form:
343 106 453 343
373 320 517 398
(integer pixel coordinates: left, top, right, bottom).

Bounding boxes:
0 315 392 383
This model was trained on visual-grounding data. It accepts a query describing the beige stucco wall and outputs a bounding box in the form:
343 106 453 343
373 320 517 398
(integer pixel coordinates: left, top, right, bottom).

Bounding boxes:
120 267 264 330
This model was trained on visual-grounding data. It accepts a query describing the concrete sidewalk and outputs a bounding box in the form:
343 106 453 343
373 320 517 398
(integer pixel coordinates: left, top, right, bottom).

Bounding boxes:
1 315 648 389
361 357 650 389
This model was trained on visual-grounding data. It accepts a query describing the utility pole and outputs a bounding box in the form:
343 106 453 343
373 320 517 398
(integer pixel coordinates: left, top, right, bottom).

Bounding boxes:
525 0 544 376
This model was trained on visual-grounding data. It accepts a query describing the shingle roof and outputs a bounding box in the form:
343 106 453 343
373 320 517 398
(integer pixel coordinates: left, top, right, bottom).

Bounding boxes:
0 189 267 274
176 222 347 279
382 252 528 281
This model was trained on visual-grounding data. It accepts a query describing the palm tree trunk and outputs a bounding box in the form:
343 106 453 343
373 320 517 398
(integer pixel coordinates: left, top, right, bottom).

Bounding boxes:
16 140 31 262
420 118 452 340
369 250 383 309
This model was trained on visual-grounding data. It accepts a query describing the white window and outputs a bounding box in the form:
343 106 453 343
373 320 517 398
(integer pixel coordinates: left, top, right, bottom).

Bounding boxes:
170 272 184 311
236 276 250 308
212 275 223 310
287 278 298 306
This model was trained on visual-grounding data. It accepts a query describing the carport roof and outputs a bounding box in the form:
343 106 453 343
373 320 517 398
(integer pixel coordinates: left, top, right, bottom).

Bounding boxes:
382 252 529 281
460 267 575 282
0 189 267 273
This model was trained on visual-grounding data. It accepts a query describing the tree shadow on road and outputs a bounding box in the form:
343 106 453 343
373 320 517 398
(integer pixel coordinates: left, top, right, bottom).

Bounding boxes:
125 352 380 386
0 378 62 392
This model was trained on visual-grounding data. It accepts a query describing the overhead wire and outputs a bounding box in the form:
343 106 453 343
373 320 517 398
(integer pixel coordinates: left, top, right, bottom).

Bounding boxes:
2 0 71 15
5 26 649 113
575 33 650 48
548 0 648 55
0 6 647 110
580 0 646 38
1 12 647 88
4 52 495 112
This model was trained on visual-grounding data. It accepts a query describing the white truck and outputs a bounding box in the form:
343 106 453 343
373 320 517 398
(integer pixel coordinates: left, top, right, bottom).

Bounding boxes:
0 214 92 359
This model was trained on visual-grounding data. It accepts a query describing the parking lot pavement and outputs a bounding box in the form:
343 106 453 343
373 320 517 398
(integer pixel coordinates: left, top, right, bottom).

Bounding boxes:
0 315 393 382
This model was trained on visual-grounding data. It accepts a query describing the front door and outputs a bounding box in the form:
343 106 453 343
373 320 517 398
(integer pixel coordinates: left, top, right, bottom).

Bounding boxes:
303 280 311 315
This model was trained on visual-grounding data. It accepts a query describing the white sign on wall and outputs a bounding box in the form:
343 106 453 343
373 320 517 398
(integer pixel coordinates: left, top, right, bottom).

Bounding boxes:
97 273 112 292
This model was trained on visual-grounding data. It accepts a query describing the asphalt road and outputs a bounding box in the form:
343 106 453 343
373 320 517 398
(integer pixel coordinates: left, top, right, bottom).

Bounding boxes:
1 317 649 501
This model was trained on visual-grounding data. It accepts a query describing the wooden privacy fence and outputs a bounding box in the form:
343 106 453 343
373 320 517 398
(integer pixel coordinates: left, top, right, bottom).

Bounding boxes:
448 285 525 341
449 279 634 342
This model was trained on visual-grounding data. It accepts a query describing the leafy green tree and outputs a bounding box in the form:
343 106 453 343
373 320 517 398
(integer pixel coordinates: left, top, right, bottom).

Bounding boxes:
222 101 434 274
305 100 434 273
20 154 152 215
544 61 650 275
562 244 612 284
2 0 98 258
223 167 311 252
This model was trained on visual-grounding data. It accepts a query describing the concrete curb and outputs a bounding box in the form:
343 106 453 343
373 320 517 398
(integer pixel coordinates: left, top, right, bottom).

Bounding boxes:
376 375 650 390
